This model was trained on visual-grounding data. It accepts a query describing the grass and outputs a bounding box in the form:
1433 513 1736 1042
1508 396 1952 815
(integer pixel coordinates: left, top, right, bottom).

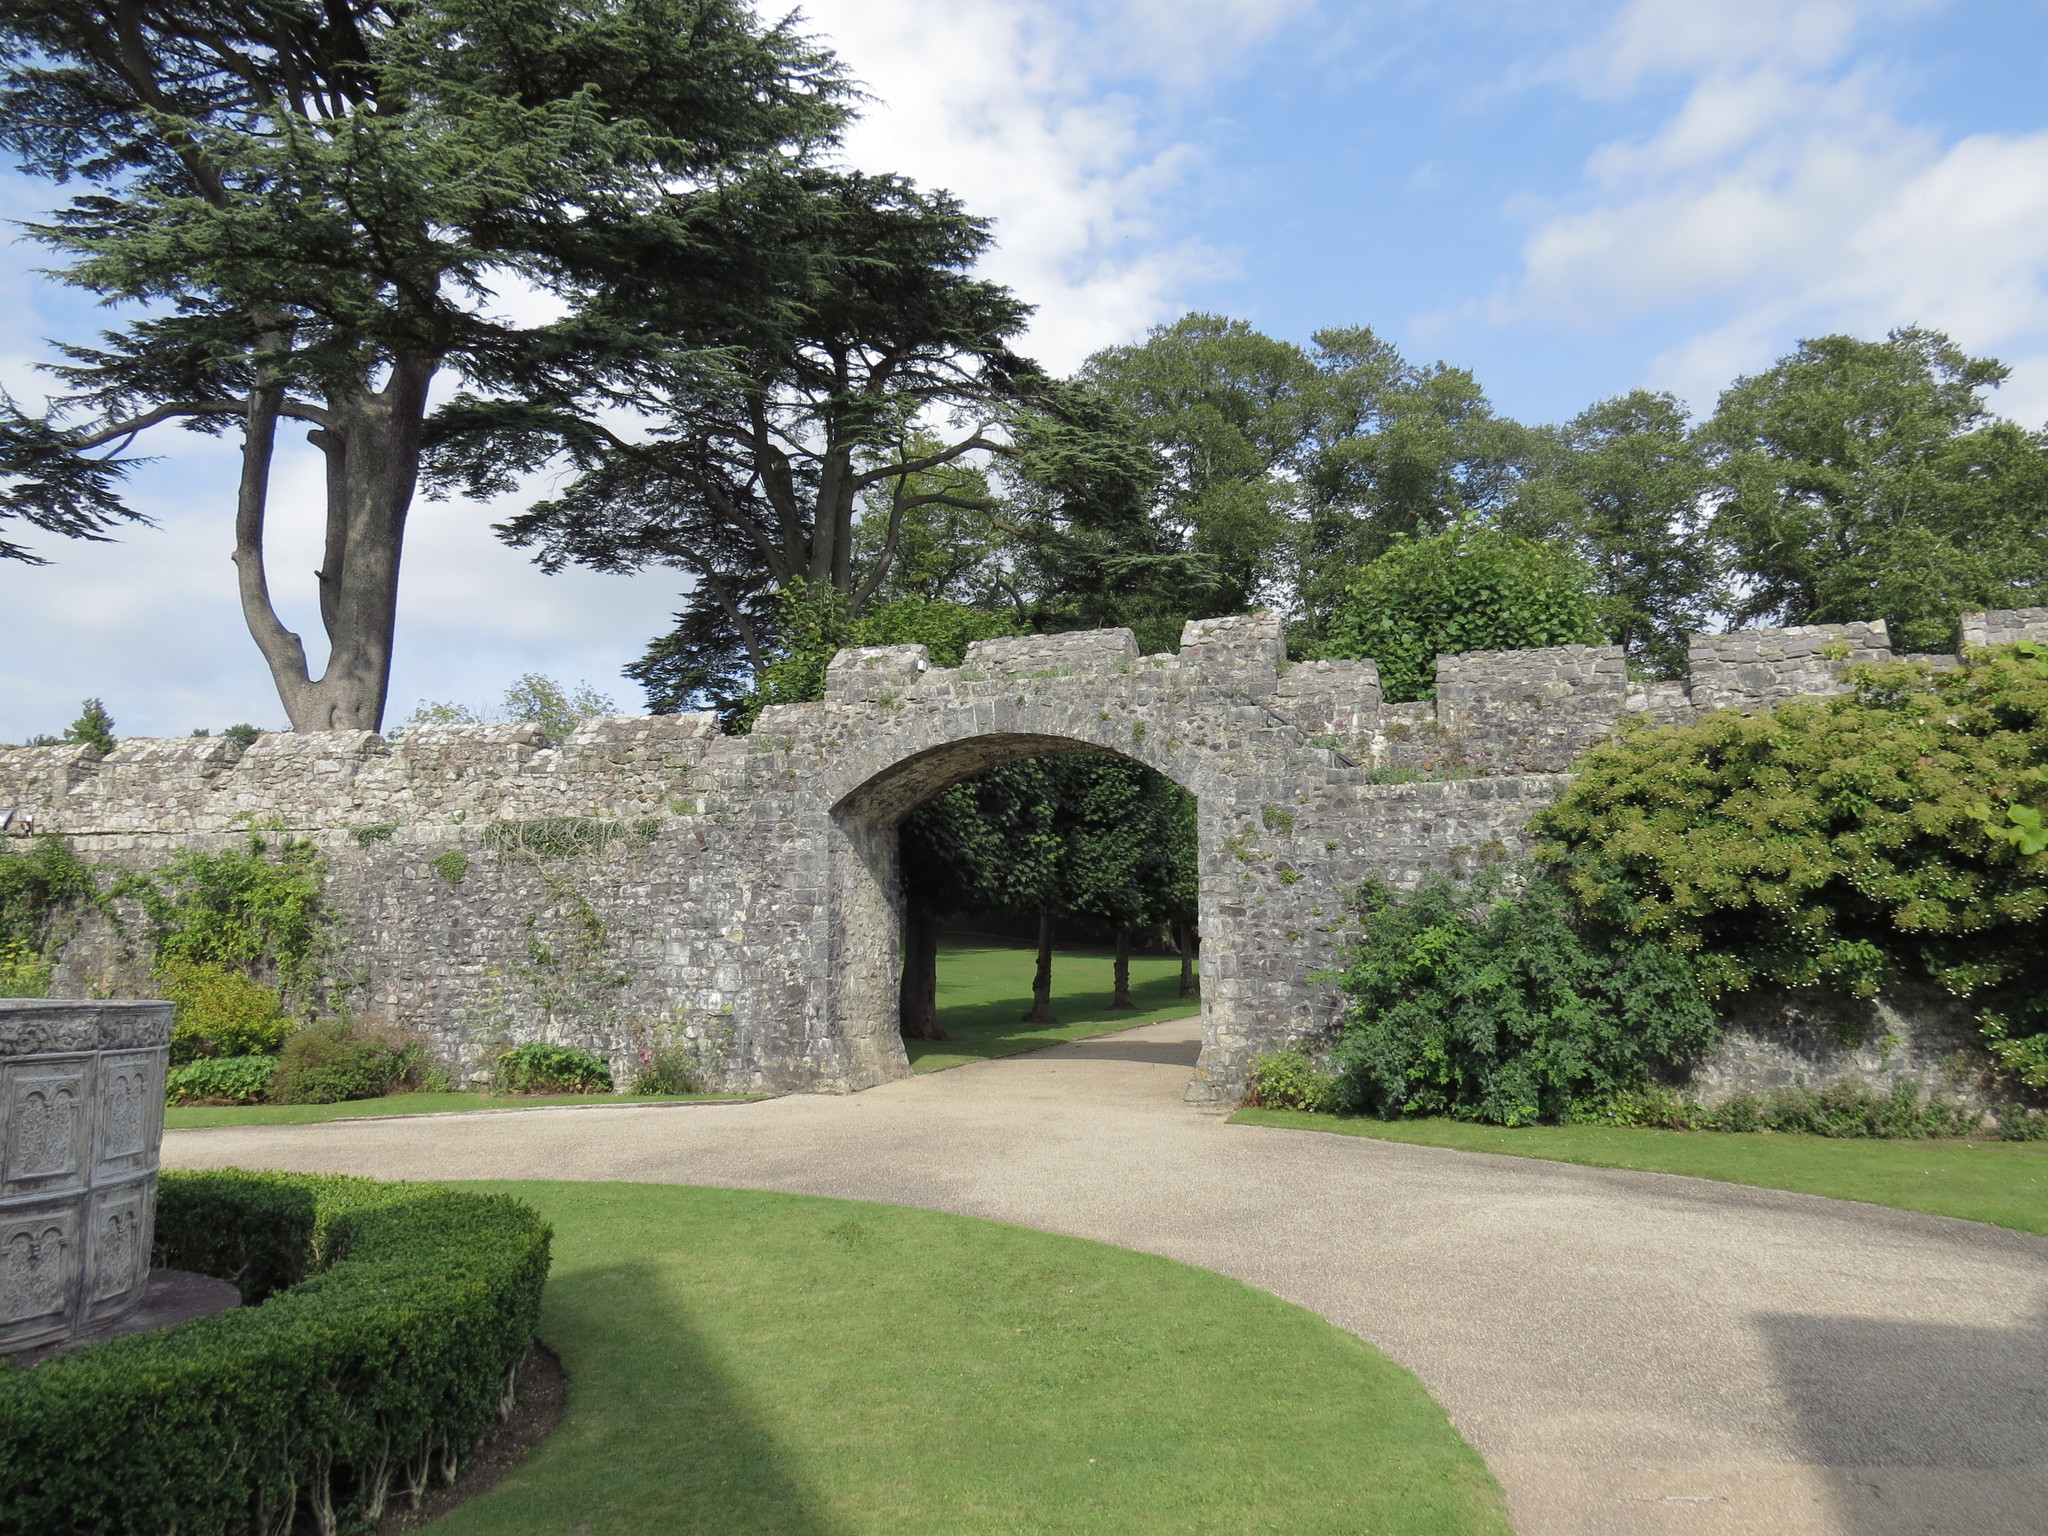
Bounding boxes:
428 1181 1509 1536
908 937 1200 1073
1230 1108 2048 1239
163 1091 755 1130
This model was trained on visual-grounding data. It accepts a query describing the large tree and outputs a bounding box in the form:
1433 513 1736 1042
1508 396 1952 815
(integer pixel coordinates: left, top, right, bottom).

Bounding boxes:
1704 328 2048 651
1080 313 1312 617
1512 390 1721 677
424 170 1032 709
0 0 844 729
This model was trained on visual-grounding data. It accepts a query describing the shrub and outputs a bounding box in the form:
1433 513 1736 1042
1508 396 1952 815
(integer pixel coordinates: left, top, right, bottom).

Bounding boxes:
165 1054 278 1106
273 1018 426 1104
1325 868 1720 1125
156 958 293 1062
1242 1048 1336 1112
1532 642 2048 1069
1314 525 1605 702
0 1170 550 1535
1575 1080 2048 1139
0 937 50 999
630 1043 702 1095
495 1041 613 1095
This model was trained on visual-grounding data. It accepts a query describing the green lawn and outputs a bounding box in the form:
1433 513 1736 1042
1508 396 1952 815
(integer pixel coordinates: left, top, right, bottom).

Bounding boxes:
908 938 1200 1073
1231 1108 2048 1239
427 1181 1508 1536
164 1091 755 1130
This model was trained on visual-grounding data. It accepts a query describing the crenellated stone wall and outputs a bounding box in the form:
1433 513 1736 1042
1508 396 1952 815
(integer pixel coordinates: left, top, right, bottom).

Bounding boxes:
3 607 2039 1105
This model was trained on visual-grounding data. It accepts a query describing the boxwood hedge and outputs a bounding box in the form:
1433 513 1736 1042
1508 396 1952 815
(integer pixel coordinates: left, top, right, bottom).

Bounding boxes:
0 1170 551 1535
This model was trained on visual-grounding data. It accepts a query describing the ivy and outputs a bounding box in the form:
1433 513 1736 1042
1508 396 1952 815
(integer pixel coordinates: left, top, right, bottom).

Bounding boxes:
111 833 331 1007
1532 643 2048 1059
0 833 100 955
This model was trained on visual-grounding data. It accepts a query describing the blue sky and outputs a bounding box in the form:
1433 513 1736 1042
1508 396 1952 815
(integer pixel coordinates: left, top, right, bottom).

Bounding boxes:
6 0 2048 740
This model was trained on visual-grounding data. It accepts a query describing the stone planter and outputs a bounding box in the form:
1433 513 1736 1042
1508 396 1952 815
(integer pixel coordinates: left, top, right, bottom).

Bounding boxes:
0 1000 171 1354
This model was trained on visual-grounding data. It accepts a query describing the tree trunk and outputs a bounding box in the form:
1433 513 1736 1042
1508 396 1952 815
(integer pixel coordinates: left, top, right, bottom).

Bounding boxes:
1020 912 1059 1024
898 903 946 1041
235 354 437 733
1177 922 1198 998
1112 926 1133 1009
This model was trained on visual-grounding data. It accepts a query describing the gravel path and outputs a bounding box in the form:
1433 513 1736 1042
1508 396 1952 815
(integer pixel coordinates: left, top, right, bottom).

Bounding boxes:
164 1017 2048 1536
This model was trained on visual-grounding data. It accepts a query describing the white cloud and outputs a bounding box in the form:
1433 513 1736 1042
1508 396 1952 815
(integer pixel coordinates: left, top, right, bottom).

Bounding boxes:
799 0 1308 368
1508 0 2048 420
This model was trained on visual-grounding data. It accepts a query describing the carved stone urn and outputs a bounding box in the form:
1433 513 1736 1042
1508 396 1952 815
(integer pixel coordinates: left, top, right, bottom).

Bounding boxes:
0 1000 171 1354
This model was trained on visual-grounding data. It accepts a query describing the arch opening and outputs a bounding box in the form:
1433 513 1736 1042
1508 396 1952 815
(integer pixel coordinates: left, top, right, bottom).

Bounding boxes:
827 732 1205 1090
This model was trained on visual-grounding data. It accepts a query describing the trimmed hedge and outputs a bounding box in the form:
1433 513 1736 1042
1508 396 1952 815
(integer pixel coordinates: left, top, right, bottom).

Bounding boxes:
0 1170 551 1535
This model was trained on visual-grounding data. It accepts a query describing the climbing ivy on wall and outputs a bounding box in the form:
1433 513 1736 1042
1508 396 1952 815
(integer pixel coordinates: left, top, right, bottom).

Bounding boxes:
0 834 100 956
112 833 333 1005
1531 643 2048 1056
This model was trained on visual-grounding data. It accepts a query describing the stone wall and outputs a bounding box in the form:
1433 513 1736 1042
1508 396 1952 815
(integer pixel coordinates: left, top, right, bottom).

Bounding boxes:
0 609 2029 1105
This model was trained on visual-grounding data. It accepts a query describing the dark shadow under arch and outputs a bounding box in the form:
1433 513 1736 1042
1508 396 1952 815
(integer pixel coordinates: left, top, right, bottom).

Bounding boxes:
824 729 1207 1092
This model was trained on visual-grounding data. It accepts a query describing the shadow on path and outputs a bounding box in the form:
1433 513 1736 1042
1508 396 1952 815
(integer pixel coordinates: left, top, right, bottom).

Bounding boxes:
1757 1301 2048 1536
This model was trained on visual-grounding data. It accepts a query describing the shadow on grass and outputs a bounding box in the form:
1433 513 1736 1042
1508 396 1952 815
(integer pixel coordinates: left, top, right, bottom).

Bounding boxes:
907 940 1199 1072
435 1261 842 1536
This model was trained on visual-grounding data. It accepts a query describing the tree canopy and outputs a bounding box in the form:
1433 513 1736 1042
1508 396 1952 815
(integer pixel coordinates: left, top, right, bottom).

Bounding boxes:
0 0 849 728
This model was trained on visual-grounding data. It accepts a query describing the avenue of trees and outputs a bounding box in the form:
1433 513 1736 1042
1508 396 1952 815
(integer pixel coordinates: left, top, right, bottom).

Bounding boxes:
7 3 2047 1035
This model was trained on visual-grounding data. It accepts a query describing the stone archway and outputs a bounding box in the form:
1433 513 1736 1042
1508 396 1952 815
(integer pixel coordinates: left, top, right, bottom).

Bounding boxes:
825 730 1201 1093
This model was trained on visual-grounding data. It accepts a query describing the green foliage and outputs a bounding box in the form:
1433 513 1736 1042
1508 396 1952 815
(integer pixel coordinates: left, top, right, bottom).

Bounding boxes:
1325 869 1720 1125
432 850 470 886
732 587 1018 731
1242 1048 1336 1112
118 833 329 1005
503 675 616 746
404 674 615 746
63 698 115 755
1081 314 1310 618
1316 525 1605 701
1511 390 1720 677
1531 645 2048 1062
0 832 99 956
630 1046 703 1096
902 756 1197 937
0 1170 549 1534
484 816 639 861
494 1041 613 1095
1705 328 2048 651
0 938 50 998
155 959 292 1063
164 1054 279 1107
272 1020 426 1105
1572 1080 2040 1139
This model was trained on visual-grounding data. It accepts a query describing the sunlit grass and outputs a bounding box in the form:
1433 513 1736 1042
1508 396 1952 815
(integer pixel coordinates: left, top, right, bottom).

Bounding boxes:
907 938 1199 1073
424 1182 1509 1536
1231 1109 2048 1238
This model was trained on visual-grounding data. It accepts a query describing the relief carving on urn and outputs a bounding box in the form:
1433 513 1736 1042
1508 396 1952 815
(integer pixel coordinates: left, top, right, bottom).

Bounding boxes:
0 1002 171 1353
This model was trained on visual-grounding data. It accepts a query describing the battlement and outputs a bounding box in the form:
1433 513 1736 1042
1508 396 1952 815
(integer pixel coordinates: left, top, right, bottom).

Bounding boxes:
6 608 2030 838
1961 606 2048 648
